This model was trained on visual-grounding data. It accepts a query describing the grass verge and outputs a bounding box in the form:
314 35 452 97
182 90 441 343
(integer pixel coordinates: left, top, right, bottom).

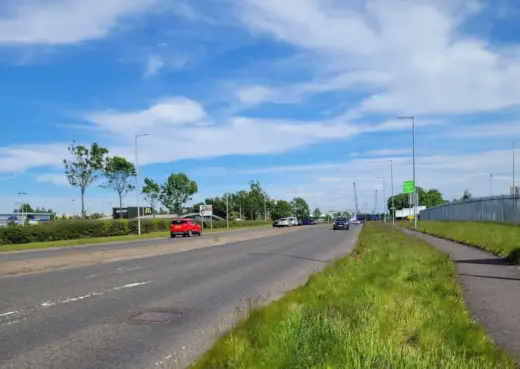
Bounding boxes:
191 223 514 369
0 224 273 253
400 221 520 263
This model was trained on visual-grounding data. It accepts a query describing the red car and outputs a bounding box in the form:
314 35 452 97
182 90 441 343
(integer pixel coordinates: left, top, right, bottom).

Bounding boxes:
170 219 202 238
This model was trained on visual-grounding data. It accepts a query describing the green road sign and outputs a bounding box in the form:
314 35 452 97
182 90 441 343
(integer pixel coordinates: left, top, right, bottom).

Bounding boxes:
403 180 414 194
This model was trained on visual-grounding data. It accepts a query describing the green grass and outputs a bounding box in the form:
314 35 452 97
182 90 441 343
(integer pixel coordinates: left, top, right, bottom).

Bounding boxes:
0 223 272 253
191 223 514 369
400 221 520 263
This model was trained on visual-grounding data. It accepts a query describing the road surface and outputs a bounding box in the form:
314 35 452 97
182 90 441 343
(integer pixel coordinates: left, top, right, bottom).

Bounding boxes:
0 225 360 369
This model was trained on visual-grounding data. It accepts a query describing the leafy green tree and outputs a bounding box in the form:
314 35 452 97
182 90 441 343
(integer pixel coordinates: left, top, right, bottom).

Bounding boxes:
101 156 136 218
291 197 310 219
271 200 293 220
312 207 321 219
159 173 198 216
14 203 34 213
461 189 472 200
64 141 109 219
142 177 161 217
387 186 448 212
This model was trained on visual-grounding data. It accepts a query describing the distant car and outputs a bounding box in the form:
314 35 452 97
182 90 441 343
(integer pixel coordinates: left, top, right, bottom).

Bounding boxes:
276 218 290 227
333 217 350 230
272 219 279 227
287 217 298 226
170 219 202 238
297 219 303 226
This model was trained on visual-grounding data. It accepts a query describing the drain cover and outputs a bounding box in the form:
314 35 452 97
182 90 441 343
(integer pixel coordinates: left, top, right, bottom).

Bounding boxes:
133 311 175 323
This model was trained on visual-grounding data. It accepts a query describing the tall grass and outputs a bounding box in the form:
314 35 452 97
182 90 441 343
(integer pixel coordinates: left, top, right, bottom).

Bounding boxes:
400 221 520 263
190 223 514 369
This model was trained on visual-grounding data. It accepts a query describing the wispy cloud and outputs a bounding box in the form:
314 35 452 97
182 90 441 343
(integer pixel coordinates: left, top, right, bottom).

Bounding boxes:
0 0 161 46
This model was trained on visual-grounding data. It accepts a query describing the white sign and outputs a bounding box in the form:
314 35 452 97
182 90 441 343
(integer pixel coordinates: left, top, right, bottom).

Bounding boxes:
199 204 213 217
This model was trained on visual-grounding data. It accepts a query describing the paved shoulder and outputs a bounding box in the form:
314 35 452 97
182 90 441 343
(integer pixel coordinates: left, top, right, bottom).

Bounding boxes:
399 227 520 360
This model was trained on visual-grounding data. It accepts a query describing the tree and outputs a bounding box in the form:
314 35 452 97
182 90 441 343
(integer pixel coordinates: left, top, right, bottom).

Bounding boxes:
271 200 293 220
291 197 310 219
14 203 34 213
387 186 448 212
159 173 198 216
142 177 161 217
312 208 321 219
461 189 472 200
64 141 109 219
102 156 136 218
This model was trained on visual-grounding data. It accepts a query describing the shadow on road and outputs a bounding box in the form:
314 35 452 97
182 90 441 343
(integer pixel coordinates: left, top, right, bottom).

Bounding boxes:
246 252 331 264
454 258 512 266
458 273 520 282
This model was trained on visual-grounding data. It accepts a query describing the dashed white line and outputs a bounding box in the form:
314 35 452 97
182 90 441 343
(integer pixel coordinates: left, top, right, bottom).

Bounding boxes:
0 311 19 318
40 281 153 308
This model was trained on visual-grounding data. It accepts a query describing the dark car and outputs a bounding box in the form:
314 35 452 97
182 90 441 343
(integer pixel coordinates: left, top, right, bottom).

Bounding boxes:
333 217 349 230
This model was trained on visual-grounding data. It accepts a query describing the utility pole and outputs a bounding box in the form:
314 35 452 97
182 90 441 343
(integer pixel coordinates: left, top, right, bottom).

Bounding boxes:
373 189 378 216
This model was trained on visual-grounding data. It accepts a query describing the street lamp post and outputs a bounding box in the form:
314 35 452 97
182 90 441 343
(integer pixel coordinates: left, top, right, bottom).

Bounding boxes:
226 192 229 229
18 192 27 226
135 134 150 235
377 176 386 222
264 181 272 222
390 160 395 227
398 116 417 230
514 139 520 224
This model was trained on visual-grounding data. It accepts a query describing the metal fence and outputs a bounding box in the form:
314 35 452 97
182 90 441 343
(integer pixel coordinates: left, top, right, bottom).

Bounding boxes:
420 195 520 224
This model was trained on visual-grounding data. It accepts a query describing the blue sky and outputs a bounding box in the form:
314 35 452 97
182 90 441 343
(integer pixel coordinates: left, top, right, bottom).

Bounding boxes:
1 0 520 215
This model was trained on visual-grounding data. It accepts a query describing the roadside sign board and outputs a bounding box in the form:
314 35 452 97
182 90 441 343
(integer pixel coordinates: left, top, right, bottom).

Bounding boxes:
199 204 213 217
403 180 414 194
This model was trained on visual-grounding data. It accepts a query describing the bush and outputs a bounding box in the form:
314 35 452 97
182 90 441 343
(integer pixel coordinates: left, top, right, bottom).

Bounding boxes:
0 218 269 245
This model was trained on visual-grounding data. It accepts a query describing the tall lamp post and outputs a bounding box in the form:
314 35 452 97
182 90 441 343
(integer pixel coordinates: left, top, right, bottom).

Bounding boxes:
18 192 27 226
398 116 417 230
377 176 386 222
514 139 520 224
226 192 229 229
264 181 272 222
390 160 395 227
135 133 150 235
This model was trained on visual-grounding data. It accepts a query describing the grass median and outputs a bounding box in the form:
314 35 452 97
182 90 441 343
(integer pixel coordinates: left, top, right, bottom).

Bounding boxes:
0 223 273 253
400 221 520 263
191 223 514 369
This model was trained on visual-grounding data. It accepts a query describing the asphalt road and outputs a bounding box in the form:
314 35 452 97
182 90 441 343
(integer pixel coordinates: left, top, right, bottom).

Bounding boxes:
0 226 277 262
0 225 361 369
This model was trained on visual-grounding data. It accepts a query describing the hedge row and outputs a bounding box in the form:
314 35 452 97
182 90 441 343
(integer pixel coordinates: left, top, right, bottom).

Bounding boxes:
0 218 267 245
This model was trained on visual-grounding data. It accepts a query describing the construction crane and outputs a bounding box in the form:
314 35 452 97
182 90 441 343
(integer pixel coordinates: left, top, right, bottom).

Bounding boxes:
353 182 359 216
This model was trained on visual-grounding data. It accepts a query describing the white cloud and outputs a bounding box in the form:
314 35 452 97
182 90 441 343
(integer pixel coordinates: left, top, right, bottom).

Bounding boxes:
0 0 160 45
350 149 412 157
143 53 188 78
84 97 207 134
36 173 70 186
144 55 165 78
227 0 520 117
0 144 65 173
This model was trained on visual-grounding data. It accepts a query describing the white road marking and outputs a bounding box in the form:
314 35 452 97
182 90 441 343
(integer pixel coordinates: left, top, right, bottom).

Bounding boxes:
86 274 96 279
40 280 153 308
0 311 19 318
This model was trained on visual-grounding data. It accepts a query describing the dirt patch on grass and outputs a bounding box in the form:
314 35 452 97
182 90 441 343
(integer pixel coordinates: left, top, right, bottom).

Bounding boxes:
0 227 308 278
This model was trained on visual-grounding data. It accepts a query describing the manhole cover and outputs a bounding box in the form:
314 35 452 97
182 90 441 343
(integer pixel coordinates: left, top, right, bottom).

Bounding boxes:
133 311 175 323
